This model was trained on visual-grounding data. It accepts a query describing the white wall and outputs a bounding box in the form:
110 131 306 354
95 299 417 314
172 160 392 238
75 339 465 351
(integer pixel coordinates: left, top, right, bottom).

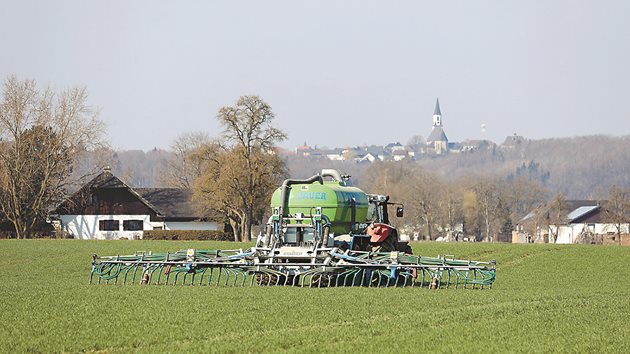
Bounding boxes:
59 214 152 240
59 214 221 240
555 223 629 244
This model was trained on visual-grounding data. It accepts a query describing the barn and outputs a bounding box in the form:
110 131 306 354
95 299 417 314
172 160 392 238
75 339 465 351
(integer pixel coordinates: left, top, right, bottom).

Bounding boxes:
51 168 221 240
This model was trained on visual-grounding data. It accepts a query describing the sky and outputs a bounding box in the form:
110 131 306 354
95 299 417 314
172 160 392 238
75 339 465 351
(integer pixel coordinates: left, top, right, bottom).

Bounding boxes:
1 0 629 151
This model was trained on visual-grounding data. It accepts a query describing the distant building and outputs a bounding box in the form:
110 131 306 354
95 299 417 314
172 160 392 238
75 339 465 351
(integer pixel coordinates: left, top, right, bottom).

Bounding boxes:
295 142 314 156
460 139 496 152
52 168 221 240
356 152 377 163
515 200 630 245
392 149 409 161
426 98 449 154
364 145 388 161
385 142 405 153
502 134 525 148
323 148 344 161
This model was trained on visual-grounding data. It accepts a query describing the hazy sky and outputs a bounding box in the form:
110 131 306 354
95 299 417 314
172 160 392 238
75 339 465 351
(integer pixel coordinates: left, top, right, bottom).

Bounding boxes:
1 1 629 151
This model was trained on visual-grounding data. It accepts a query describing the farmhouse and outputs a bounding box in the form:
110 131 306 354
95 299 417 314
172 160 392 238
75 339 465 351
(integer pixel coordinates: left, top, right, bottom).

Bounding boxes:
52 168 221 240
515 200 630 244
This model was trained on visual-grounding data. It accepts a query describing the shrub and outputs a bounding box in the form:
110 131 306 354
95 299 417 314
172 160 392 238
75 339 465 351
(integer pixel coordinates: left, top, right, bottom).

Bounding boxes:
142 230 233 241
0 231 55 239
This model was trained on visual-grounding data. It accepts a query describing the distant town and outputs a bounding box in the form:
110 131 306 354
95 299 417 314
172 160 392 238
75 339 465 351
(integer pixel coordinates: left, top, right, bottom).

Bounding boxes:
290 98 525 163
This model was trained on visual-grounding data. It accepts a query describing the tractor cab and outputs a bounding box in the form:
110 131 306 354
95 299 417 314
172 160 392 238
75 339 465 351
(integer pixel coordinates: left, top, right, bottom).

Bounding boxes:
350 194 409 253
366 194 404 225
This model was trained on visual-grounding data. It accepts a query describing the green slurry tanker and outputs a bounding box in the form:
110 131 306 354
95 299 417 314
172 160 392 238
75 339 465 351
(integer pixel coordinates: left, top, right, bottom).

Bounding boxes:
90 169 496 288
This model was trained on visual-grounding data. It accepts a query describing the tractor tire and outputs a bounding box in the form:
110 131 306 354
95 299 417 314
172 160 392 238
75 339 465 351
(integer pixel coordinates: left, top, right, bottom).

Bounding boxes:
398 243 413 255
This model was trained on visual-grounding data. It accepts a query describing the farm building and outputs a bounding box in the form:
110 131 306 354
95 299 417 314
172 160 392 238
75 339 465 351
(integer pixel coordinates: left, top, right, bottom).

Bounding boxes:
51 168 221 240
515 200 630 244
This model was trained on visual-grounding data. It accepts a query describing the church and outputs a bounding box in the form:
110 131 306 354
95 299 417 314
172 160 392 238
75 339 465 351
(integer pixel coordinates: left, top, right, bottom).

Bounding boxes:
426 98 449 154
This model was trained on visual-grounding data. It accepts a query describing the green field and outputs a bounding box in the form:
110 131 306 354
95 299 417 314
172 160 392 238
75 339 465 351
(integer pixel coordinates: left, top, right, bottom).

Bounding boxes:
1 240 629 353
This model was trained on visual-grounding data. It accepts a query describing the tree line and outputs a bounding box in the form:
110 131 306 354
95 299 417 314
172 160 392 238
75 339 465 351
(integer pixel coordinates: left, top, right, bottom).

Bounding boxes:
2 74 629 241
0 76 106 238
149 96 288 242
0 75 287 240
353 162 545 241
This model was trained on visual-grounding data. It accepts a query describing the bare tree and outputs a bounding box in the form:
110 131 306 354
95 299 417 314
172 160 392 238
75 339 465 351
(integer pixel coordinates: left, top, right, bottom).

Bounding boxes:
603 185 630 245
194 96 287 242
194 145 286 242
406 135 425 147
358 161 419 233
408 170 441 240
159 131 212 188
469 177 506 242
359 161 414 199
462 189 481 240
0 76 106 238
436 182 463 241
545 192 568 243
504 176 548 222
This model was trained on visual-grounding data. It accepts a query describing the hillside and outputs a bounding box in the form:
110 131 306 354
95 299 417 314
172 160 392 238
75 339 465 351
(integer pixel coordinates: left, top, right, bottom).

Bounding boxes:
90 135 630 200
286 135 630 199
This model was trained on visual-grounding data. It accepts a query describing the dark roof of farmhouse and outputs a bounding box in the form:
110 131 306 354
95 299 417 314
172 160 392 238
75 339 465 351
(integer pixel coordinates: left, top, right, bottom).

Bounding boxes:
85 168 127 189
134 188 201 219
54 169 219 220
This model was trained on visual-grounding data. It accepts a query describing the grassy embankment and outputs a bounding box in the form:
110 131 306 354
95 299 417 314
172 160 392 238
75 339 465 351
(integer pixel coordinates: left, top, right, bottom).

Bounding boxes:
1 240 629 353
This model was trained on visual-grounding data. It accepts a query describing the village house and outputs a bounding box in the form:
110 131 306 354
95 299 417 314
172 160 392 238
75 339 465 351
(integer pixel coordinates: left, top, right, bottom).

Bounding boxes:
515 200 630 244
51 168 221 240
502 133 526 148
460 139 496 152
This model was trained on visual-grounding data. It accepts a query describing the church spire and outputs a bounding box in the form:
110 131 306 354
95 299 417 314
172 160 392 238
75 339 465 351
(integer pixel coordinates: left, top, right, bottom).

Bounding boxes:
433 98 441 116
432 98 442 128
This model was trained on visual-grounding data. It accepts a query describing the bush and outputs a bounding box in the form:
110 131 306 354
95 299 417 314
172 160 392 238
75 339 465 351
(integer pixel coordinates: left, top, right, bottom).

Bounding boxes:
0 231 55 239
142 230 233 241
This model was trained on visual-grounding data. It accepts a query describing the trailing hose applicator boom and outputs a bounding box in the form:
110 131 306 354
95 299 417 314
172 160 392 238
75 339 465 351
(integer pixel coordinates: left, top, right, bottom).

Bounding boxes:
90 169 496 289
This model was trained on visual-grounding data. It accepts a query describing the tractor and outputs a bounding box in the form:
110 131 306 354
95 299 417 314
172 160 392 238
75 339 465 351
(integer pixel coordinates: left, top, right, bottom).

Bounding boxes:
90 169 496 288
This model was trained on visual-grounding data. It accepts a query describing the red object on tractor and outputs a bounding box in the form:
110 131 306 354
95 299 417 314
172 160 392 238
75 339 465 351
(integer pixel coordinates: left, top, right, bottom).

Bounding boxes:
368 223 392 243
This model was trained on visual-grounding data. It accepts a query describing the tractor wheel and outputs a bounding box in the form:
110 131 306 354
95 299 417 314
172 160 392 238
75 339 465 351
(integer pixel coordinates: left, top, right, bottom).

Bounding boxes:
398 243 413 254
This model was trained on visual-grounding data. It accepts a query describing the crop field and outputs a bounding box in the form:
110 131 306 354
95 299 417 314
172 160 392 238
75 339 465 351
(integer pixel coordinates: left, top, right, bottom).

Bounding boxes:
1 240 629 353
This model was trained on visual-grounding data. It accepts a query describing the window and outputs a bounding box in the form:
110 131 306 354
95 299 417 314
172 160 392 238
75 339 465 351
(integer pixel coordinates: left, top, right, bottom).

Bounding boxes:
99 220 119 231
153 226 163 230
123 220 144 231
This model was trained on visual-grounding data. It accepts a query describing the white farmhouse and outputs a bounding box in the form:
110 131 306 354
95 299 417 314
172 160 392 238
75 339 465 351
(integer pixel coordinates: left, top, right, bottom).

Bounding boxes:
52 168 221 240
553 204 629 244
516 200 630 244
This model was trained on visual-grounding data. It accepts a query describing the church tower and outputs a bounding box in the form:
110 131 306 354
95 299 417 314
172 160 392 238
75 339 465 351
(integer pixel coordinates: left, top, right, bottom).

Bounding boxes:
426 98 449 154
433 98 442 128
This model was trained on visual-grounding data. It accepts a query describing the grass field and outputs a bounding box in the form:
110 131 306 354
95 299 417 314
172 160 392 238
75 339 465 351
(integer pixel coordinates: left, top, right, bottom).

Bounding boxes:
1 240 629 353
